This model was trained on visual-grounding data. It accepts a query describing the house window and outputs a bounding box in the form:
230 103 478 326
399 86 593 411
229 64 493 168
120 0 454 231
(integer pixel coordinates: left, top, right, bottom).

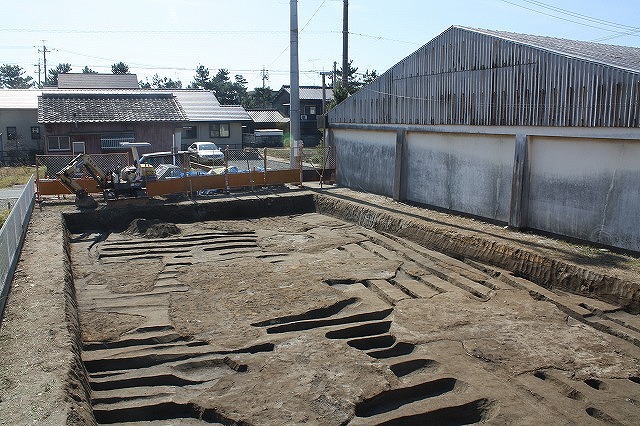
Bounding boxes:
209 123 230 138
6 127 17 140
31 126 41 140
48 136 71 151
182 126 197 139
100 132 135 150
305 106 317 115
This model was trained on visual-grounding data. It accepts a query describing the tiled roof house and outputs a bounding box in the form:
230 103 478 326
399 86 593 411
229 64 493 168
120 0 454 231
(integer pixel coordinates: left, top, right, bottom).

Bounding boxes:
37 74 252 154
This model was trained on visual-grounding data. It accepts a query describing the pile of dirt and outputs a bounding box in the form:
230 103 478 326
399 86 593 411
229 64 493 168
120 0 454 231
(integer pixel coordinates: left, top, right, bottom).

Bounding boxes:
125 218 181 238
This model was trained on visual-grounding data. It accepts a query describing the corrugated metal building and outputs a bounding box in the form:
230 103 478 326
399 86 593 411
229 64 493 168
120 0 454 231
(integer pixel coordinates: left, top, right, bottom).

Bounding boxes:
327 26 640 252
330 26 640 127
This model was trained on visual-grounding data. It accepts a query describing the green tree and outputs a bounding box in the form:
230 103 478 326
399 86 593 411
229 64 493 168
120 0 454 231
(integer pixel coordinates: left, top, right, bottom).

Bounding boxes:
46 63 72 86
362 69 379 85
243 87 274 109
328 61 378 110
111 62 129 74
188 65 212 90
189 66 247 105
211 69 235 104
140 73 182 89
0 64 34 88
82 66 98 74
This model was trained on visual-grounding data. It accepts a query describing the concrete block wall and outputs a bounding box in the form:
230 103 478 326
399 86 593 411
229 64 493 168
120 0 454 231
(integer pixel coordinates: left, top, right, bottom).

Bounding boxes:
403 132 514 223
332 128 396 197
329 124 640 252
527 136 640 251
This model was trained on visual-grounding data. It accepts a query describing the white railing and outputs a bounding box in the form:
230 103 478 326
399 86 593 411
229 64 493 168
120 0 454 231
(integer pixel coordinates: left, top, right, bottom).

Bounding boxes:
0 175 36 320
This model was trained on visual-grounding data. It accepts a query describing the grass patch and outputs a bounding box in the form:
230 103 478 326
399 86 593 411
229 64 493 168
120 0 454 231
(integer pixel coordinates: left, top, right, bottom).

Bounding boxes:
0 166 36 188
0 208 10 228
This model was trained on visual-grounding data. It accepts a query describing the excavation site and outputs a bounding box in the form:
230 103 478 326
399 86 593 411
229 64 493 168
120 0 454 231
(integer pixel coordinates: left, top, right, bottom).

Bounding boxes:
2 188 640 425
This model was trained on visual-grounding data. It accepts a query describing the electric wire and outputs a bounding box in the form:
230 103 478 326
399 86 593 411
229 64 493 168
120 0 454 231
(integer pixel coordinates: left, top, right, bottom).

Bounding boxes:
499 0 640 41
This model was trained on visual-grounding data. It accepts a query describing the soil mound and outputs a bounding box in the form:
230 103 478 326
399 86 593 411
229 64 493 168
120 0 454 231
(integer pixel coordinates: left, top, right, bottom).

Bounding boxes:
125 218 181 238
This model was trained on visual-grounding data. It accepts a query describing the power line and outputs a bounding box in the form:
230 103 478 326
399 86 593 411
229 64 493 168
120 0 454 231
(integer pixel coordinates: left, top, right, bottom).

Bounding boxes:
500 0 640 41
267 0 327 71
517 0 638 31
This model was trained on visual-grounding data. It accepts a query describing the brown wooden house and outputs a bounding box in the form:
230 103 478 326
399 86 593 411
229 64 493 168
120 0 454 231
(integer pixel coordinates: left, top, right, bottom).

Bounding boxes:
38 90 186 155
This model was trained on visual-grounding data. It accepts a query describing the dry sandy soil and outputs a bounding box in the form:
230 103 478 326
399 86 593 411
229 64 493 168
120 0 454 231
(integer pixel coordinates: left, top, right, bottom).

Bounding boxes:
1 187 640 425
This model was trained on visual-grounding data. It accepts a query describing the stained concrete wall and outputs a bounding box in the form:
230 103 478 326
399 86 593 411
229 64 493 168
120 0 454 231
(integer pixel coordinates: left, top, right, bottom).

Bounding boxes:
330 124 640 252
333 128 396 197
528 136 640 251
403 132 514 222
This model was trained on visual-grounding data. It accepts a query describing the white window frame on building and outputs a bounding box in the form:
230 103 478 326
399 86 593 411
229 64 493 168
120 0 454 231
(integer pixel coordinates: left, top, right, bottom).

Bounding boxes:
48 136 71 151
209 123 230 138
73 141 86 154
100 132 135 150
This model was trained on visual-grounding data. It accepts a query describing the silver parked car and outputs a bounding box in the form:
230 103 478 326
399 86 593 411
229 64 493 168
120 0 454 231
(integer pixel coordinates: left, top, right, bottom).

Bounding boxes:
188 142 224 164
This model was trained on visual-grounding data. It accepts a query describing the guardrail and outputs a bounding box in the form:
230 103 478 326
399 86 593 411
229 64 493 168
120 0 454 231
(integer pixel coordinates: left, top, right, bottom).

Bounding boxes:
0 175 36 321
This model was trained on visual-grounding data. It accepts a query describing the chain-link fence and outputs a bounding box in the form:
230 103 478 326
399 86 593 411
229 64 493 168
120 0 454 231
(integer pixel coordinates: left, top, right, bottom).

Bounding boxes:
35 153 130 179
34 147 336 198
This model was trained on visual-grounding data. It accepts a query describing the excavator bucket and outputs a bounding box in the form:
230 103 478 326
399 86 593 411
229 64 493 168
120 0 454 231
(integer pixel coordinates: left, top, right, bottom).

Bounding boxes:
75 193 98 209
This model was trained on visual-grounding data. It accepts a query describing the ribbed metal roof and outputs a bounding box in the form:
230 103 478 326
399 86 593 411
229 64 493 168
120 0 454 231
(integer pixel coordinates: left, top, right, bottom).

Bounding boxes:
57 73 140 89
460 26 640 73
169 90 251 121
38 93 186 123
247 109 289 123
0 89 41 109
280 86 334 100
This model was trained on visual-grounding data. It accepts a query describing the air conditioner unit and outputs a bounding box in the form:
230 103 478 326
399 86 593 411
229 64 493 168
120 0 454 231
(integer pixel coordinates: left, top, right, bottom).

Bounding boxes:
300 114 308 120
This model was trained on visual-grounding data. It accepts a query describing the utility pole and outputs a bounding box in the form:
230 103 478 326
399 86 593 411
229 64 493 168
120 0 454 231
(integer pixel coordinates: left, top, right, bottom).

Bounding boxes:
290 0 301 168
342 0 349 88
34 59 41 88
38 41 50 86
320 71 331 150
333 61 337 90
260 66 269 89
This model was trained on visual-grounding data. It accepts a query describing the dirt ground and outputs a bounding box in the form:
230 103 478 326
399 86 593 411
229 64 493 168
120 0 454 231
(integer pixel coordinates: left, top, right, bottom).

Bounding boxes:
1 187 640 425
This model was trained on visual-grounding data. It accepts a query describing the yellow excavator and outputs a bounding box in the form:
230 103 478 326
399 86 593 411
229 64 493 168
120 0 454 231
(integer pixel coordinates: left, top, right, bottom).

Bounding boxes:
57 142 154 209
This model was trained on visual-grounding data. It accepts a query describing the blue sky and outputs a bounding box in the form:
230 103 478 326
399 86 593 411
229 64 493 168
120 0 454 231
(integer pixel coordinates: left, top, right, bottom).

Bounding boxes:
2 0 639 90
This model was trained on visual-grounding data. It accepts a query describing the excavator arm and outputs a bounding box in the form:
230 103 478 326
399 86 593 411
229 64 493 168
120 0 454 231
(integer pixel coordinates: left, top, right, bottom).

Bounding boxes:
56 154 99 209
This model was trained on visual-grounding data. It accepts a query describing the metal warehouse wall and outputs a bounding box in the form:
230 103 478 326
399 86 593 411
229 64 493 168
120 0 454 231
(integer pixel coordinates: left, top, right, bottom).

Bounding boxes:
329 27 640 128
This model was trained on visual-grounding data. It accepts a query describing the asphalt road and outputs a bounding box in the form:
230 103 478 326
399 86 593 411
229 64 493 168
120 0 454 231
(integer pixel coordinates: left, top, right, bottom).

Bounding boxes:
0 184 26 206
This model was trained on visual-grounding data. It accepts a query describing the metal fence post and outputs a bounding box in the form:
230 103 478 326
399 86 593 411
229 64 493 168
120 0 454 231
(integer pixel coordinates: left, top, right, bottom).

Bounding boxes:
263 147 267 184
224 145 229 193
299 142 304 186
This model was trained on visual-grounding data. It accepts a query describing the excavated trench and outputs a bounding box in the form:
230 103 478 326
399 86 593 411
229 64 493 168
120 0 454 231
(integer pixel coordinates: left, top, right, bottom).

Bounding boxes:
60 192 640 425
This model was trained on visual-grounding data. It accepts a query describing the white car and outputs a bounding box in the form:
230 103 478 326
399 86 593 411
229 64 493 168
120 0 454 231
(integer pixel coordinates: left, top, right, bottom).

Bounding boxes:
188 142 224 164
